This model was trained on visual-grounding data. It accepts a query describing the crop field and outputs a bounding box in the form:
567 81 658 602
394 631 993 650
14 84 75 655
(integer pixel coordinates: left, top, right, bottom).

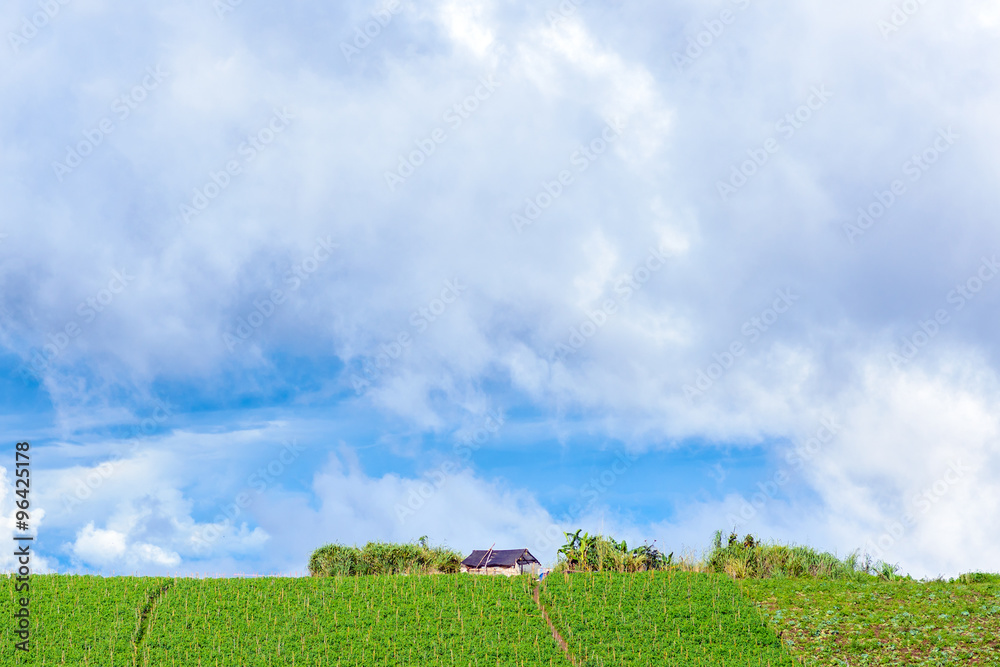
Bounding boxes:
138 574 570 666
1 574 173 666
741 576 1000 666
538 571 798 666
3 573 570 667
6 571 1000 666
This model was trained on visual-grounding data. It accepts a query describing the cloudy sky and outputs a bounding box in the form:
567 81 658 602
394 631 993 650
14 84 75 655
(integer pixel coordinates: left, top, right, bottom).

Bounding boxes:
2 0 999 579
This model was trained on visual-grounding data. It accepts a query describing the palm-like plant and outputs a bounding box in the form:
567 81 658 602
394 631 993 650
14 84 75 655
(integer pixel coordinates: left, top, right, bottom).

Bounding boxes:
557 531 673 573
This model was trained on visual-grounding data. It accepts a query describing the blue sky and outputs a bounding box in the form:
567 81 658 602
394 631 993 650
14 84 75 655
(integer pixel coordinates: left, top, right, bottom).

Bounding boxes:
2 0 1000 579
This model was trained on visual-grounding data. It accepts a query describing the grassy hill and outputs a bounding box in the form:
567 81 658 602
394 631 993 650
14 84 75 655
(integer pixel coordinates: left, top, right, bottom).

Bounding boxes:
742 575 1000 665
540 571 797 666
3 574 568 667
3 541 999 666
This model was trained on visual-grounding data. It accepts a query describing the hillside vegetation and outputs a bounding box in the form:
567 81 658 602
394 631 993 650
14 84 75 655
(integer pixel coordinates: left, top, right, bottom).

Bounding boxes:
307 536 461 576
540 570 798 666
0 575 174 666
138 575 565 666
4 532 999 666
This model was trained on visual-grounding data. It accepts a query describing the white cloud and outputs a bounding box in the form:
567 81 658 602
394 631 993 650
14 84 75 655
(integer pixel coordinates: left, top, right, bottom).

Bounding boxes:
250 451 561 571
2 0 1000 579
439 0 496 58
640 349 1000 578
71 523 127 565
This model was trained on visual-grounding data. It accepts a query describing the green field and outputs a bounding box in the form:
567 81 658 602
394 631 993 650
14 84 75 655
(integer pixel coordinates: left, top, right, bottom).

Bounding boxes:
3 574 569 667
137 575 566 666
539 571 797 666
1 575 173 666
5 571 1000 666
741 576 1000 666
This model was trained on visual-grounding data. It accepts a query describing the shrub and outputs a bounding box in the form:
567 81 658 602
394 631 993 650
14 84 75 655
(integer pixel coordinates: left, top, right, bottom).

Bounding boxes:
308 537 462 577
555 530 673 573
705 531 891 580
953 572 1000 584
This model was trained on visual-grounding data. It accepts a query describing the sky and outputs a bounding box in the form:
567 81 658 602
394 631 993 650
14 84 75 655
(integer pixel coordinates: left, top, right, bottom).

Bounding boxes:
1 0 999 579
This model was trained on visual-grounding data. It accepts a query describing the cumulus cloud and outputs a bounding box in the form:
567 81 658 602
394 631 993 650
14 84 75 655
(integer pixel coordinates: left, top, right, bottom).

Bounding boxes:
1 0 999 577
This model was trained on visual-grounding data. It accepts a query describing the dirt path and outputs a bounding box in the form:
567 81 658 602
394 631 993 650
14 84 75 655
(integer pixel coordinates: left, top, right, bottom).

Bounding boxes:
533 584 579 666
131 580 174 665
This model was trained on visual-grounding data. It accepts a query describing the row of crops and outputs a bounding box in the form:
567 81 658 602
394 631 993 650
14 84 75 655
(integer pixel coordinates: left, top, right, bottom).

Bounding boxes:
539 571 798 666
4 571 802 666
7 570 999 665
0 575 174 666
2 574 571 666
138 575 568 666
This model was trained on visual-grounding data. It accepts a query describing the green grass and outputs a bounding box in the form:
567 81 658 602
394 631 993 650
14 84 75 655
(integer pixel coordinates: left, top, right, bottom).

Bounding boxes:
539 571 799 666
7 568 1000 666
1 574 173 666
134 574 568 666
307 538 462 576
741 576 1000 665
704 531 879 581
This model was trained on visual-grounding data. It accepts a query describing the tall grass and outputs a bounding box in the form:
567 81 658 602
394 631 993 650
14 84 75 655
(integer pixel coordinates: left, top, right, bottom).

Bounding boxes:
952 572 1000 584
308 537 462 576
703 530 901 581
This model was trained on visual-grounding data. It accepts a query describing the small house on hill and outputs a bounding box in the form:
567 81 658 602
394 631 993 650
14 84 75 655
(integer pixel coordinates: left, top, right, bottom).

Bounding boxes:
461 548 540 576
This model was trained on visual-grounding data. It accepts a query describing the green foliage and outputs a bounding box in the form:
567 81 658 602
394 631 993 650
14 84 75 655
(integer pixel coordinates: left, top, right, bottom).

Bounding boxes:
136 574 568 666
556 529 672 573
1 574 173 666
8 562 1000 667
953 571 1000 584
742 575 1000 665
307 538 462 577
705 530 893 581
878 560 901 581
539 571 798 666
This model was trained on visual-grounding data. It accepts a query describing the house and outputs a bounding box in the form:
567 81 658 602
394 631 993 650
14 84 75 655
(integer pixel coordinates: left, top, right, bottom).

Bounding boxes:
461 548 541 576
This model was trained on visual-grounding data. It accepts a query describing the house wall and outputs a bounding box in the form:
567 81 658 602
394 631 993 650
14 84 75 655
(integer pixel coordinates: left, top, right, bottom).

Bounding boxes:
462 565 519 576
519 562 540 576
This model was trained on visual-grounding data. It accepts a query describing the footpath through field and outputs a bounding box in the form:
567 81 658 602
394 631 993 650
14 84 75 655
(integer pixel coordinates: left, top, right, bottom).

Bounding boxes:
538 571 797 666
8 571 997 665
